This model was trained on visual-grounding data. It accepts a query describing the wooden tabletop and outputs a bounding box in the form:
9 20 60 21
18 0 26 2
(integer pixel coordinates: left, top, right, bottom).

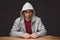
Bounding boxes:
0 35 60 40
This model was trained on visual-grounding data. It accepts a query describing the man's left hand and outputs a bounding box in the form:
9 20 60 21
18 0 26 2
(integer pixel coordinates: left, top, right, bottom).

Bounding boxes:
31 33 38 38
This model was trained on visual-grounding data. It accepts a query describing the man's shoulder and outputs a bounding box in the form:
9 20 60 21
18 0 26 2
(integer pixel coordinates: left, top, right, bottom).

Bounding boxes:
14 17 21 22
35 16 42 23
35 16 41 20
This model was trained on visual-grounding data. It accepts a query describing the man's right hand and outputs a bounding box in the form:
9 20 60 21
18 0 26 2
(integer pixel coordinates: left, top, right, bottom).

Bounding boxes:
22 33 30 39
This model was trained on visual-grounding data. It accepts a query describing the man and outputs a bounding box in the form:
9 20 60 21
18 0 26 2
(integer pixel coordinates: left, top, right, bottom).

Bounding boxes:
10 2 47 39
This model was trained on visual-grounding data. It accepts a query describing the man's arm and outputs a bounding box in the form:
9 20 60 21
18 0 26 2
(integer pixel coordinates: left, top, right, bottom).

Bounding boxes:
10 17 24 37
36 18 47 37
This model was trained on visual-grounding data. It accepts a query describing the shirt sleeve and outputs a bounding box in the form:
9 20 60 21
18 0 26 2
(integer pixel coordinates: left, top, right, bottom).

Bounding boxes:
36 18 47 37
10 18 24 37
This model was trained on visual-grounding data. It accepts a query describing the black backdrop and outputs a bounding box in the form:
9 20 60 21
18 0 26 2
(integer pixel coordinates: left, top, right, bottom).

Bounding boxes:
0 0 60 36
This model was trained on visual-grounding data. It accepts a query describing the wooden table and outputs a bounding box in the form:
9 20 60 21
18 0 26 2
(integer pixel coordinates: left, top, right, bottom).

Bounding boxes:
0 35 60 40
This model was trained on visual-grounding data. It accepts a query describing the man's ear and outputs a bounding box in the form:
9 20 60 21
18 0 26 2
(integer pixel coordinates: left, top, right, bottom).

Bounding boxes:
22 11 24 15
22 13 25 17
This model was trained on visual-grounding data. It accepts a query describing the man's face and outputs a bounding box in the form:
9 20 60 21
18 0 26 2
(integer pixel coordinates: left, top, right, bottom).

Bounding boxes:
23 10 33 19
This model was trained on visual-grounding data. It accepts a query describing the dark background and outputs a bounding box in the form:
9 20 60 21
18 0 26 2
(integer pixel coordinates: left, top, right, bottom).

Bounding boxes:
0 0 60 36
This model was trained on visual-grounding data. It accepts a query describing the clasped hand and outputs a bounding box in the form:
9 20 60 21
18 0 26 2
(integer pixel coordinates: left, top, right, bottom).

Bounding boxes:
22 33 38 39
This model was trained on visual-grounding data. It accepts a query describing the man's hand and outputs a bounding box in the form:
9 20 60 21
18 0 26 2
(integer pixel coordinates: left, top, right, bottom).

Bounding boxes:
31 33 38 38
22 33 30 39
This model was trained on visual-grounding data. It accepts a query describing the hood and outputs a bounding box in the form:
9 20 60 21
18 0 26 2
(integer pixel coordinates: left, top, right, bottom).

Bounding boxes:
20 2 35 18
21 2 34 11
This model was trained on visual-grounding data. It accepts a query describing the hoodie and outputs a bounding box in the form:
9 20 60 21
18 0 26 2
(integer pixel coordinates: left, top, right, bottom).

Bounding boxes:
10 2 47 37
20 2 35 20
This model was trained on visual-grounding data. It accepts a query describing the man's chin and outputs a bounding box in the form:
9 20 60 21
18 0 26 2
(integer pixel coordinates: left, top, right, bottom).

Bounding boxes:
26 17 31 19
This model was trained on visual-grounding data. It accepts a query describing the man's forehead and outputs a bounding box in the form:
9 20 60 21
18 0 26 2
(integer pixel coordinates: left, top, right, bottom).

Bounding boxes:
23 9 33 12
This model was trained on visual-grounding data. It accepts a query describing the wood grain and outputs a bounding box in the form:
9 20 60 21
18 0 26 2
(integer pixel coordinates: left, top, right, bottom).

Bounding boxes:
0 35 60 40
